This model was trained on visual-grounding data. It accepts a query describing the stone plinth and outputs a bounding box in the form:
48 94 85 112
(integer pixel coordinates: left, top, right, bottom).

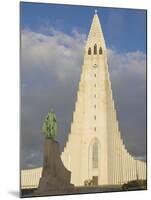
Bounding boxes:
35 138 74 195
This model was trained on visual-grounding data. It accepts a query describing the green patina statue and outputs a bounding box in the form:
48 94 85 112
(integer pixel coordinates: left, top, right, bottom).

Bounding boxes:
42 110 57 140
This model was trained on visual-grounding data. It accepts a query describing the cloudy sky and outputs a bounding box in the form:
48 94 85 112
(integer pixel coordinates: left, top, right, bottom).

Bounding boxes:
20 2 146 169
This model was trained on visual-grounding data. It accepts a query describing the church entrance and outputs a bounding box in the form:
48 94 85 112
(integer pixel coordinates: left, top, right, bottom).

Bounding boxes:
92 176 98 185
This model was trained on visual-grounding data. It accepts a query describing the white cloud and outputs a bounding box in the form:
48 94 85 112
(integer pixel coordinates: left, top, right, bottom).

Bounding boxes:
21 28 146 87
21 27 86 83
108 49 146 83
21 26 88 92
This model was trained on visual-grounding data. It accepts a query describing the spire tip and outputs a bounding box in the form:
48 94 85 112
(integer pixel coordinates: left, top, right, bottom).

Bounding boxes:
94 9 98 14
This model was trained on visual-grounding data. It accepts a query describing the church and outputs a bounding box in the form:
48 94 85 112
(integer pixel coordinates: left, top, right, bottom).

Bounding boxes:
60 11 146 186
21 11 146 189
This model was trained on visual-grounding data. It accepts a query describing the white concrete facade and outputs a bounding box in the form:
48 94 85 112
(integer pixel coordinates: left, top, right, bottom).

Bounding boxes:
21 167 42 189
61 13 146 186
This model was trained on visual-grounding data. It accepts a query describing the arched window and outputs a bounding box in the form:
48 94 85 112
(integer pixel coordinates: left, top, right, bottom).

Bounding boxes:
94 44 97 55
92 140 98 168
88 47 91 55
99 47 102 55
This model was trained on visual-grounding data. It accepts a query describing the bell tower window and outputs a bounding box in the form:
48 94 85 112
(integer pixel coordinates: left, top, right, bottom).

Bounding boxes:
94 44 97 55
99 47 102 55
88 47 91 55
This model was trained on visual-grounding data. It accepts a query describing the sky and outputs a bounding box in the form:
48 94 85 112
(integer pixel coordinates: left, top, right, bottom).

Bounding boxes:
20 2 147 169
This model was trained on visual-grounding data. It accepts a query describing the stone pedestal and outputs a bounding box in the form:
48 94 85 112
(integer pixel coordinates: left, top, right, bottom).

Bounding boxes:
36 138 74 195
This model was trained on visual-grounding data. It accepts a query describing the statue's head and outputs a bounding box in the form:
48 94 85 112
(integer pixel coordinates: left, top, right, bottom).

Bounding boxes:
50 108 54 113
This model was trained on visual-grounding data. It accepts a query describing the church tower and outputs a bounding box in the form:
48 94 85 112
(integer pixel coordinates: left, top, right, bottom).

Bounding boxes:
61 11 146 186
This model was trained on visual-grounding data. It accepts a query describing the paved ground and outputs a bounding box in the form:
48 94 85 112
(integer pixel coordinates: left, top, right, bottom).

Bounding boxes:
21 184 146 198
21 185 124 197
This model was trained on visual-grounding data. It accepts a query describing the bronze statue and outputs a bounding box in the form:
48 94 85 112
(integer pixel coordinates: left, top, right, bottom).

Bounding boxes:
42 110 57 140
35 110 74 195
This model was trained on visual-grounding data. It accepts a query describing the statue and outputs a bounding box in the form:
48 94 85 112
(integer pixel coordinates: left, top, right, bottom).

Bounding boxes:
42 111 57 140
35 110 74 195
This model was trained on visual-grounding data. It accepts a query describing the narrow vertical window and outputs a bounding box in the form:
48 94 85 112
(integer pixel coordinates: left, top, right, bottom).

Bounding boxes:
94 116 96 120
92 141 98 168
99 47 102 55
88 47 91 55
94 44 97 55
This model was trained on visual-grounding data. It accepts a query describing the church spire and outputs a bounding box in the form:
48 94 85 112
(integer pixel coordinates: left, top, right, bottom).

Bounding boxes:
94 9 98 14
61 11 146 186
85 11 106 53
